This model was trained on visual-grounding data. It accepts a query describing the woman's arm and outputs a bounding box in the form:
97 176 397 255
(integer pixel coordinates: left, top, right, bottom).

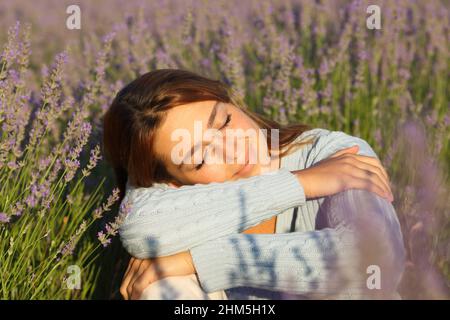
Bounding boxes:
119 128 391 259
120 168 306 258
191 188 406 299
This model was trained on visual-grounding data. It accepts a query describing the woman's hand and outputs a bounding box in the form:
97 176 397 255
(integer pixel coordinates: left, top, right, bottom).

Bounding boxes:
120 251 195 300
295 145 394 202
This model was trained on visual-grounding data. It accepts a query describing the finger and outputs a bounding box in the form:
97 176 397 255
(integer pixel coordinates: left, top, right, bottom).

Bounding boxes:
349 158 393 196
127 260 149 300
126 260 144 300
352 166 391 199
350 176 391 201
122 258 136 287
124 257 135 277
122 258 141 300
121 258 139 300
344 154 390 185
130 266 156 300
350 169 392 201
120 275 129 300
329 145 359 158
355 155 389 185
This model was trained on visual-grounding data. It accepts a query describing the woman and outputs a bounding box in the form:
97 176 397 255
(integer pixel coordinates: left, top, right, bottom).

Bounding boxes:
102 69 405 300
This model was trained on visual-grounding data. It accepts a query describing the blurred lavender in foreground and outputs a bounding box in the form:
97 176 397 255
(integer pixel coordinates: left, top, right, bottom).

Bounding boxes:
0 0 448 299
389 121 450 299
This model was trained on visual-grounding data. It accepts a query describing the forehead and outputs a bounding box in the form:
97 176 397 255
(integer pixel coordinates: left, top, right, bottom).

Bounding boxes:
153 100 221 157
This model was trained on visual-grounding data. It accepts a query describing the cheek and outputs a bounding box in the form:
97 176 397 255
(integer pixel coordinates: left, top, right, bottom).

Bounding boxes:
232 112 255 130
236 106 261 127
191 164 234 183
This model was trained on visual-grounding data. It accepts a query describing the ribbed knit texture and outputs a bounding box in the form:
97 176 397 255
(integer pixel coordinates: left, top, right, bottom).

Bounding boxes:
119 128 405 299
120 167 306 257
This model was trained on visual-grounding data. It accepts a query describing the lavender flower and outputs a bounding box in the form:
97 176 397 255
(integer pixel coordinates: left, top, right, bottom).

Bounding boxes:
97 199 131 248
0 213 10 223
0 21 21 70
27 51 69 152
97 231 111 247
63 159 80 182
92 188 120 219
57 220 87 258
82 145 102 177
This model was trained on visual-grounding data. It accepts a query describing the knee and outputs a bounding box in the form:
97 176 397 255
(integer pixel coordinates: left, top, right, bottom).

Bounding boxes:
319 189 406 293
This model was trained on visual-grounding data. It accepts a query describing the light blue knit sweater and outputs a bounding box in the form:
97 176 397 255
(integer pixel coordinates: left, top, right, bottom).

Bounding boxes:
119 128 406 299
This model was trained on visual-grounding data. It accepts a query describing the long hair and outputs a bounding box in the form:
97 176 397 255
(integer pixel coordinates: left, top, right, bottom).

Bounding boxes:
103 69 314 202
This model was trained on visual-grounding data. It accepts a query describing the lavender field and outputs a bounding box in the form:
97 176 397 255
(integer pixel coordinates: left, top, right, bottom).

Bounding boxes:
0 0 448 299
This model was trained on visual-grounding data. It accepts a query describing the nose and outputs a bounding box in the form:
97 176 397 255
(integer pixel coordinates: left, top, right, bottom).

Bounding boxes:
207 132 248 164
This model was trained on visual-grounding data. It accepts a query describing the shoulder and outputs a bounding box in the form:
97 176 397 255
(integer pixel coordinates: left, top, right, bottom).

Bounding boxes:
293 127 347 144
281 127 378 169
295 127 376 156
282 127 331 156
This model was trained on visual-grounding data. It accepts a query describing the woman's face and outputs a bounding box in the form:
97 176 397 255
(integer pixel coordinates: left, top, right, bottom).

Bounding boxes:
153 100 276 186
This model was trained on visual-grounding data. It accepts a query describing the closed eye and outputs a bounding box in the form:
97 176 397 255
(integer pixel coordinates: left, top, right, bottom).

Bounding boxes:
195 158 205 170
221 113 232 129
195 113 232 171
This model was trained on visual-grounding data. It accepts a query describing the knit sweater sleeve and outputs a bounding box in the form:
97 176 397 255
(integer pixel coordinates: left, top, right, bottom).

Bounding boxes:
119 167 306 258
191 189 406 298
189 128 406 297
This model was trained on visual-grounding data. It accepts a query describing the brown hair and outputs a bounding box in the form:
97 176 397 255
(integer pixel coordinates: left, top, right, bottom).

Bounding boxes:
103 69 315 202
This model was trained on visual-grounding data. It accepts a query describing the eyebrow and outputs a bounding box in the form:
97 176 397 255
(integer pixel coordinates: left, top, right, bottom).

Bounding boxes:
178 101 223 169
207 101 221 128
